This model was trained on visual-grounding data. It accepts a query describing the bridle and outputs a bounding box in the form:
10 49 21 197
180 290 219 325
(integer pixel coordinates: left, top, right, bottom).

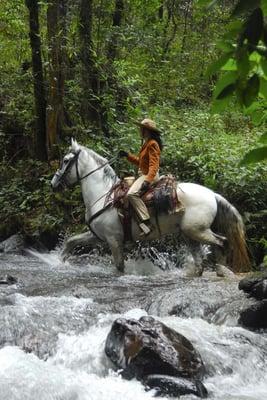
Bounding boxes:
55 150 118 188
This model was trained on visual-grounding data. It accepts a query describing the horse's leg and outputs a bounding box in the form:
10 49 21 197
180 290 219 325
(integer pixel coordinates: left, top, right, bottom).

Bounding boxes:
62 231 99 260
183 240 205 277
107 237 125 273
212 245 235 277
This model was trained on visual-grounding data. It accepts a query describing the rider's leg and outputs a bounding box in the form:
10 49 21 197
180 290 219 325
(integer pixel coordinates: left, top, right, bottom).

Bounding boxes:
127 174 159 235
127 176 151 234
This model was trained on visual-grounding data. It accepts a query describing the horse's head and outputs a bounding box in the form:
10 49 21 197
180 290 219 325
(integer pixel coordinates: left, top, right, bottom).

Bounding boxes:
51 138 81 191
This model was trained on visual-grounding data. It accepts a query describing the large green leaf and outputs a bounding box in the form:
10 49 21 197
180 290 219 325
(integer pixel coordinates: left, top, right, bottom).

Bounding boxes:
206 52 233 76
260 77 267 100
216 83 236 99
213 71 238 99
243 74 260 107
240 146 267 165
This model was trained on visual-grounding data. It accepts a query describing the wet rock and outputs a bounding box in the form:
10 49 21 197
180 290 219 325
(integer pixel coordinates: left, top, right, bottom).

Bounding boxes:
144 375 208 398
105 316 207 398
238 273 267 330
0 275 17 285
239 272 267 300
238 300 267 330
0 234 25 254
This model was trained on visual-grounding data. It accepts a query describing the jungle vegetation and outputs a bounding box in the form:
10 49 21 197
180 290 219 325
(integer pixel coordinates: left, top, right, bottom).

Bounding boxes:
0 0 266 267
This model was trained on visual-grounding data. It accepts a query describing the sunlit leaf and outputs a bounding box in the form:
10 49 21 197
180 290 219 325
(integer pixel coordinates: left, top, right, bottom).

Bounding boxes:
240 146 267 165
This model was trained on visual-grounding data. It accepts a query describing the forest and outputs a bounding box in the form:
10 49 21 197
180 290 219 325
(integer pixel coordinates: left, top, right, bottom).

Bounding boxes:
0 0 266 268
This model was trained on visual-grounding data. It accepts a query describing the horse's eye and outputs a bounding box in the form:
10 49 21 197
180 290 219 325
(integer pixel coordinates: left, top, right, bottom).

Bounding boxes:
63 159 68 164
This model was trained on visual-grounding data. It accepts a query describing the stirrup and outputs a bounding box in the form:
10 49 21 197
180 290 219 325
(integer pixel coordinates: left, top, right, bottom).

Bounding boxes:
139 222 151 235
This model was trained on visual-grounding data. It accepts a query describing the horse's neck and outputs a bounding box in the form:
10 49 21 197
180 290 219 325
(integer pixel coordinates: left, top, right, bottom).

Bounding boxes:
79 152 117 217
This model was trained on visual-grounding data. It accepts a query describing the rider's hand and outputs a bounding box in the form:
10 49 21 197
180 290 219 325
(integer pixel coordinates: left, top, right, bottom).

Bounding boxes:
139 180 150 195
118 150 128 158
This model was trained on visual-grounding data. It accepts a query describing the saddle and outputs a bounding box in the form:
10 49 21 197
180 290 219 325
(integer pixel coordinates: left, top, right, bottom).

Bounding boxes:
105 175 184 240
106 175 184 215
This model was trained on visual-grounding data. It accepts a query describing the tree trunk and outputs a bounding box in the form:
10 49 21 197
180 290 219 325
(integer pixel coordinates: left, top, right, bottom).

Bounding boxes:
46 0 68 159
79 0 109 136
107 0 124 62
25 0 47 161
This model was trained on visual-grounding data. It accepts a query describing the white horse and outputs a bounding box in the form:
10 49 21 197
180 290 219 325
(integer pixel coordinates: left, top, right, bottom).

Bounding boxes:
51 139 250 274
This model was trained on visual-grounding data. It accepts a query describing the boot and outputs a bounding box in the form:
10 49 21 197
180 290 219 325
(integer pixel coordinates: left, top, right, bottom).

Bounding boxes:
139 221 152 235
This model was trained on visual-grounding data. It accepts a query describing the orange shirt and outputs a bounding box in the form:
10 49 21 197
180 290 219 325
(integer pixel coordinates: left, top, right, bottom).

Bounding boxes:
127 139 161 183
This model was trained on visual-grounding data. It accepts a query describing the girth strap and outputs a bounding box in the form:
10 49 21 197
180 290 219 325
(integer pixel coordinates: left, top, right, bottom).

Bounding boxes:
87 203 113 241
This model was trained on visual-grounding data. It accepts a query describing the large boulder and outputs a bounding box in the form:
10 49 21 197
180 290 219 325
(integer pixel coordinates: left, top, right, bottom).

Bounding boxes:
105 316 207 398
238 300 267 330
238 273 267 330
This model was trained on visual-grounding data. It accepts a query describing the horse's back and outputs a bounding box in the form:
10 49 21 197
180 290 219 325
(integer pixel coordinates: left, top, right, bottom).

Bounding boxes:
177 182 216 208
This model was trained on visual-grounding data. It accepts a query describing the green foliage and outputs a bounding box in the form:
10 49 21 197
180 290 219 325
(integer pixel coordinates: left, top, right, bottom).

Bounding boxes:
205 0 267 164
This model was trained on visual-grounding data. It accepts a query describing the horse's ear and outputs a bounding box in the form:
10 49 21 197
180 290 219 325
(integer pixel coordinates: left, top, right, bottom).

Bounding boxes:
71 137 79 152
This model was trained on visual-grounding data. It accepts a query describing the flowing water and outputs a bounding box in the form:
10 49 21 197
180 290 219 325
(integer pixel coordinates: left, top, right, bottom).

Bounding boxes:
0 248 266 400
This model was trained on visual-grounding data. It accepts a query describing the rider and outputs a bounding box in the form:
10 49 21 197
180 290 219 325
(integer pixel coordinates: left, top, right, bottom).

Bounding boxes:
118 118 163 235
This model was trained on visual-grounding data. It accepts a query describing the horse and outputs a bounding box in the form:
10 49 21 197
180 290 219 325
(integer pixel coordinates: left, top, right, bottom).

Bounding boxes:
51 139 250 275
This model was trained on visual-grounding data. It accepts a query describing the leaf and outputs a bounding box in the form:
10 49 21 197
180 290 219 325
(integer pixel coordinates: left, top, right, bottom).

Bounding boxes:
243 8 263 46
239 146 267 165
232 0 260 16
216 83 236 99
236 47 250 77
211 96 233 114
206 52 233 76
262 2 267 17
213 71 238 99
260 77 267 99
259 132 267 144
243 74 260 107
261 58 267 75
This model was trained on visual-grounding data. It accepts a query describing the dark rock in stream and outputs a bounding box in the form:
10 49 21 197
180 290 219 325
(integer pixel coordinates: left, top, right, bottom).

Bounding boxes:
105 316 208 398
238 273 267 330
0 274 17 285
238 300 267 330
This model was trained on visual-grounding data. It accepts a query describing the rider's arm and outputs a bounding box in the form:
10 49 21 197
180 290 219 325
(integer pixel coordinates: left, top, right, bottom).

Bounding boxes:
127 153 139 166
146 141 160 183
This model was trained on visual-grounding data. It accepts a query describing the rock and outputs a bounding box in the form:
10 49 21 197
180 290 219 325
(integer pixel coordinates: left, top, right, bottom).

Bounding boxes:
144 375 208 398
216 264 235 278
238 300 267 330
0 234 25 254
239 272 267 300
0 275 17 285
105 316 207 398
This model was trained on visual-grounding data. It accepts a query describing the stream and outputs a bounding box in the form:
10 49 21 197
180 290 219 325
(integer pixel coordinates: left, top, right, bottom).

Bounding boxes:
0 248 266 400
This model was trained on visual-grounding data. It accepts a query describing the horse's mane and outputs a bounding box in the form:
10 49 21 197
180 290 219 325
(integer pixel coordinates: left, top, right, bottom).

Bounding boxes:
70 139 117 182
85 146 117 181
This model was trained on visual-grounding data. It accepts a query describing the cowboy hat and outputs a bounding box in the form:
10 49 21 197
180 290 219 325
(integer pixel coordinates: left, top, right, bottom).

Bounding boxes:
135 118 161 134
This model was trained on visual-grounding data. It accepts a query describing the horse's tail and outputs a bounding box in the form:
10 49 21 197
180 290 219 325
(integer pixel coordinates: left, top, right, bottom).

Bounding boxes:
214 193 250 272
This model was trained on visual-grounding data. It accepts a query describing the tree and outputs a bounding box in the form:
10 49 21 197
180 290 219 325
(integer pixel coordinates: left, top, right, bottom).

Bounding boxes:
25 0 47 161
46 0 68 159
79 0 109 136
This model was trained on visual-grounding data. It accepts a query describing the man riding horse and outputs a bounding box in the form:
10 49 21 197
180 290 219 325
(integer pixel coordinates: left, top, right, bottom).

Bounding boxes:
119 118 163 236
